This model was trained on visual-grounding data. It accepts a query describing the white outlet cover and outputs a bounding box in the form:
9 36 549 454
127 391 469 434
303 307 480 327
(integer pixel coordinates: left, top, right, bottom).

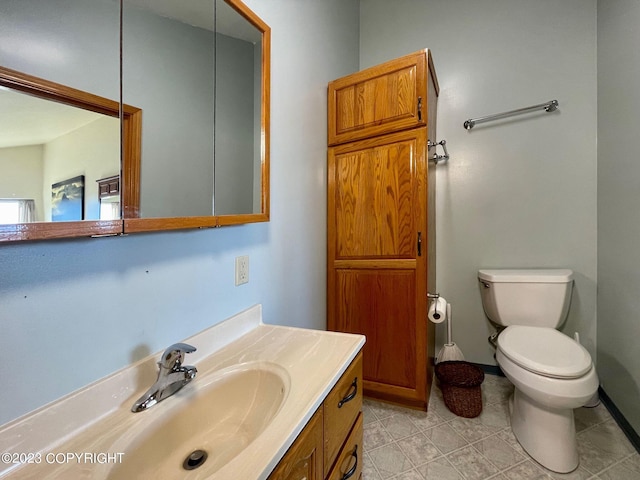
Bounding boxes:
235 255 249 285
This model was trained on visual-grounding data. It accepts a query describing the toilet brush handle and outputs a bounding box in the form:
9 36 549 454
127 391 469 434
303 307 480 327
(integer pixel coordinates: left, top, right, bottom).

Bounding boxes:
446 304 452 344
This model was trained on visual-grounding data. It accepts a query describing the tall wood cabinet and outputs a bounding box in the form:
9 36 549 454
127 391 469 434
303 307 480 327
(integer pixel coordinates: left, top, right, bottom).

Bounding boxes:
327 49 439 409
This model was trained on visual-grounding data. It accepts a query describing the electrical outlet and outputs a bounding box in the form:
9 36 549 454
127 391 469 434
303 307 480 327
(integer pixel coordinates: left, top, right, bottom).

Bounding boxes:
235 255 249 285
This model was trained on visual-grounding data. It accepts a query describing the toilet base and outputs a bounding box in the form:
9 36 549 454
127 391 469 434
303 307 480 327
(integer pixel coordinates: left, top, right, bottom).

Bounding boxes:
509 389 579 473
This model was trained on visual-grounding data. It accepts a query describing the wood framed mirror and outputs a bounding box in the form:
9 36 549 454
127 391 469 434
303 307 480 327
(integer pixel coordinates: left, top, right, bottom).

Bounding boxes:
121 0 270 233
0 66 141 242
0 0 269 242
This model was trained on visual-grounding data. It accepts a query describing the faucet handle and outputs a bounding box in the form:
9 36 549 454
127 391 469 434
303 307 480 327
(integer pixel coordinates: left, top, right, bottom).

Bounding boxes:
159 343 196 370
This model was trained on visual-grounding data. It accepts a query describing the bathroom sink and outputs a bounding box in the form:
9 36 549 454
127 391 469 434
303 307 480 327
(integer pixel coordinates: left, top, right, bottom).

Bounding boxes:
108 362 289 478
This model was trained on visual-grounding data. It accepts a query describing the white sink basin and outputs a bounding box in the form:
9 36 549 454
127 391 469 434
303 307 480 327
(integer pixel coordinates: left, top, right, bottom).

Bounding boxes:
0 306 364 480
108 362 289 478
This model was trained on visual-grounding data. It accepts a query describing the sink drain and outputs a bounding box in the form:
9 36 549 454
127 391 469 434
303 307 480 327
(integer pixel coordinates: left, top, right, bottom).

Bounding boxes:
183 449 208 470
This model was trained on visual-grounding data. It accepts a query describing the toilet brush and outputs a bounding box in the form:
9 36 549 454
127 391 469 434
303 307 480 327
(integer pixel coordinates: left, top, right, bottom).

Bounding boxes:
436 303 465 363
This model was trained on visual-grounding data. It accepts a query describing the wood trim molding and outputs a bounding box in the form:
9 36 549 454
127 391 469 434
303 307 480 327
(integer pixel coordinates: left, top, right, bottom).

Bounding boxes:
0 66 141 242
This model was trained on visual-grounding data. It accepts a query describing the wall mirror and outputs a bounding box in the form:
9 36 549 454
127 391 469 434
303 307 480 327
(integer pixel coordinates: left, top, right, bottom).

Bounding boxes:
0 0 270 242
0 0 124 242
122 0 270 232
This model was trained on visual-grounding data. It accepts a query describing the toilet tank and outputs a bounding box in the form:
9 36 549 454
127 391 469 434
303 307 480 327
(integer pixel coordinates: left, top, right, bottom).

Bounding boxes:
478 269 574 328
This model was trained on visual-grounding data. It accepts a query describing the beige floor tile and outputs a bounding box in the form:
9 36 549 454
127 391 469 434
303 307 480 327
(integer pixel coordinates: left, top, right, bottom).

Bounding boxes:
403 406 447 431
369 443 413 479
390 468 423 479
365 399 407 421
417 456 464 480
363 374 637 480
577 419 636 473
597 452 640 480
545 464 596 480
380 413 421 440
364 420 394 452
472 435 525 470
446 445 500 480
574 403 611 433
362 451 382 480
502 460 553 479
423 423 469 455
396 432 442 467
449 415 502 443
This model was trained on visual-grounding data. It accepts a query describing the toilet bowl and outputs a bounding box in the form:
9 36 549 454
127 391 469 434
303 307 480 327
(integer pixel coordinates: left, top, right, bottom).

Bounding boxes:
496 326 599 472
478 269 599 473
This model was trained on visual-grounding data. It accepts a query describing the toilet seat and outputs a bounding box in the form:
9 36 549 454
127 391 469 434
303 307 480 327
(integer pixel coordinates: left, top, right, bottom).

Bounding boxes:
497 326 592 379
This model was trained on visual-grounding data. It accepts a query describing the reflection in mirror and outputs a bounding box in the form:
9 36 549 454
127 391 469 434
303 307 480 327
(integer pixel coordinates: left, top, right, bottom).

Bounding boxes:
122 0 216 219
121 0 270 228
214 0 263 215
0 84 120 224
0 0 124 241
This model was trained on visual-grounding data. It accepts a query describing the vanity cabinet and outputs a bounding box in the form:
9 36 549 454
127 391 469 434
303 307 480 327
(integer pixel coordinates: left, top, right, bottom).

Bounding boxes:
269 352 363 480
327 49 438 410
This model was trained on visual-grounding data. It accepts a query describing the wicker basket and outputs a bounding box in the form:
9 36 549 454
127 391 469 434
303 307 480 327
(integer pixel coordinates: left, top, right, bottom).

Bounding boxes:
435 361 485 418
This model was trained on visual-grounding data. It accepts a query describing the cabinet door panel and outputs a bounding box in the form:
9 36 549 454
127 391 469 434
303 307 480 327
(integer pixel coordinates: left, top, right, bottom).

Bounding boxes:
328 129 429 408
268 409 323 480
334 140 415 259
328 49 437 145
335 270 417 389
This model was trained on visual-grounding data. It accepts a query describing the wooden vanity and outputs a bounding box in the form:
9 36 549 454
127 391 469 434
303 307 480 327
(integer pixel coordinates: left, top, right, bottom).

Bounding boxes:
269 352 363 480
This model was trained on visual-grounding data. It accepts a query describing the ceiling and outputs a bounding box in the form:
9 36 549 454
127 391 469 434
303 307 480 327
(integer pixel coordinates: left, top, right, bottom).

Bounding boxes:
0 87 107 149
124 0 262 43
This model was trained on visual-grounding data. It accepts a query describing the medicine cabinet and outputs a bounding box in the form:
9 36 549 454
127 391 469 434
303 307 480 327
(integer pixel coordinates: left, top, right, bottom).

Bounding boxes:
0 0 270 242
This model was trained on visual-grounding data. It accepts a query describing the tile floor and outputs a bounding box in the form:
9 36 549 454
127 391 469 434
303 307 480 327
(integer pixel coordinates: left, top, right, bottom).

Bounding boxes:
362 374 640 479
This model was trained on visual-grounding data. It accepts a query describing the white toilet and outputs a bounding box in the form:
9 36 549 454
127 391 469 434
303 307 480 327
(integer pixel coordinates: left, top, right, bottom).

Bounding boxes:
478 269 599 473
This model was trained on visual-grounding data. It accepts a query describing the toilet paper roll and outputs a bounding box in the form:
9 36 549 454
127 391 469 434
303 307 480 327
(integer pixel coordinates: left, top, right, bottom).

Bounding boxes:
428 297 447 324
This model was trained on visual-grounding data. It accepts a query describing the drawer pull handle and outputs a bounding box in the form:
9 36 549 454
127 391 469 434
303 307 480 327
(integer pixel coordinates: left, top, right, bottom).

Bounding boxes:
341 445 358 480
338 377 358 408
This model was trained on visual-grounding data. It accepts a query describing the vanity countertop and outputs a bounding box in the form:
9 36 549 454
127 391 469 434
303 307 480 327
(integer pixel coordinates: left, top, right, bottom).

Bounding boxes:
0 305 365 479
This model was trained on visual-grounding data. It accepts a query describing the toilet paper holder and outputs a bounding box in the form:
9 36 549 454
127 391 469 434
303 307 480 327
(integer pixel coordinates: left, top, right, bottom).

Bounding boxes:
427 292 440 299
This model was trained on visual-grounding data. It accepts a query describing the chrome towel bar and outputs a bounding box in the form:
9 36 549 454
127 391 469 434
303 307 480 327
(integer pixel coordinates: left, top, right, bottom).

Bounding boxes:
463 99 559 130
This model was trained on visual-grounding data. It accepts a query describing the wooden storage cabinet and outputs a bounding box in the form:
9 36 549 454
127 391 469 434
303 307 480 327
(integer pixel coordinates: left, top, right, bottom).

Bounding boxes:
328 49 436 146
268 352 363 480
327 50 438 409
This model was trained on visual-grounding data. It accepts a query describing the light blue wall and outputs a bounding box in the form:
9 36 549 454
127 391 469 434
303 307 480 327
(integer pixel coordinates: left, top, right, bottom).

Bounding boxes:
360 0 598 366
0 0 360 426
597 0 640 434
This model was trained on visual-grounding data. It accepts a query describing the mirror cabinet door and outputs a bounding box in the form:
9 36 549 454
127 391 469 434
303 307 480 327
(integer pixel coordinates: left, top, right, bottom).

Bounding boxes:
0 0 270 242
122 0 270 233
0 0 123 242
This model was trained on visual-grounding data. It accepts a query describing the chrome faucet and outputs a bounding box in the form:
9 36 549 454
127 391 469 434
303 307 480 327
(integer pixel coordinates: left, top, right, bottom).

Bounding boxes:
131 343 198 412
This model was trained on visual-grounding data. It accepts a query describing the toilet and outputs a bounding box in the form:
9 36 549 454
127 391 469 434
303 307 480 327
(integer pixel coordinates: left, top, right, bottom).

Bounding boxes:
478 269 599 473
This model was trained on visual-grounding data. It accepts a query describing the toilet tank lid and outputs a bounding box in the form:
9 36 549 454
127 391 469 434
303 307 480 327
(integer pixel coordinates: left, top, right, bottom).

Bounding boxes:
478 269 573 283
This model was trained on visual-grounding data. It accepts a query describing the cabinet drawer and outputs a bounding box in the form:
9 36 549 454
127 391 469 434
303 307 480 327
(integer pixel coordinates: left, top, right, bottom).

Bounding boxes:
327 413 363 480
323 352 363 475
